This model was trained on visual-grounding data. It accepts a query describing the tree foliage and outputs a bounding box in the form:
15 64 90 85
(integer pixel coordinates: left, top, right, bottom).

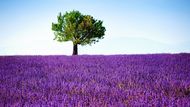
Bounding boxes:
52 10 106 47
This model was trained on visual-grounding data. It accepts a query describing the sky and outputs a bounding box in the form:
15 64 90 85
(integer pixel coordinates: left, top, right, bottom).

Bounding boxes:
0 0 190 55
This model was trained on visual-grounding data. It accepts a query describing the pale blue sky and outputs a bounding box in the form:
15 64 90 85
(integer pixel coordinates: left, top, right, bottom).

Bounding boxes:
0 0 190 55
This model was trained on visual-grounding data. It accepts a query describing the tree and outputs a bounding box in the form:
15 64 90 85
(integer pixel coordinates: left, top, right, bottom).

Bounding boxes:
52 10 106 55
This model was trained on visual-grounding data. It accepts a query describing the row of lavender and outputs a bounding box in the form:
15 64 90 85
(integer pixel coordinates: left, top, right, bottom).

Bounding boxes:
0 54 190 106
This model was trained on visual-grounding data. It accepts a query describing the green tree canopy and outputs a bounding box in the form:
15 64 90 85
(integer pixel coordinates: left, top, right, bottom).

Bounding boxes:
52 10 106 55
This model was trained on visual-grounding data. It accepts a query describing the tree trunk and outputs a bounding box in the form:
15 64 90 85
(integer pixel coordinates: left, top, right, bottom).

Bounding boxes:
72 44 78 55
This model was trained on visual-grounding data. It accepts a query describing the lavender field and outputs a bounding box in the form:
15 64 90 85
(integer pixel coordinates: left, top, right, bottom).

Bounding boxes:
0 54 190 106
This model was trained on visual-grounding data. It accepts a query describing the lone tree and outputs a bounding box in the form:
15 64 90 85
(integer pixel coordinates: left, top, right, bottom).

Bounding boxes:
52 10 106 55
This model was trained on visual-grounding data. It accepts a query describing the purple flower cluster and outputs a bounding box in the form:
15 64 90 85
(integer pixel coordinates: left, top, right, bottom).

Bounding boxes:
0 54 190 106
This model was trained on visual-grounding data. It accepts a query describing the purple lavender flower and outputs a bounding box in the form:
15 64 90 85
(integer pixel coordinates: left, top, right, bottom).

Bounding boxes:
0 54 190 106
